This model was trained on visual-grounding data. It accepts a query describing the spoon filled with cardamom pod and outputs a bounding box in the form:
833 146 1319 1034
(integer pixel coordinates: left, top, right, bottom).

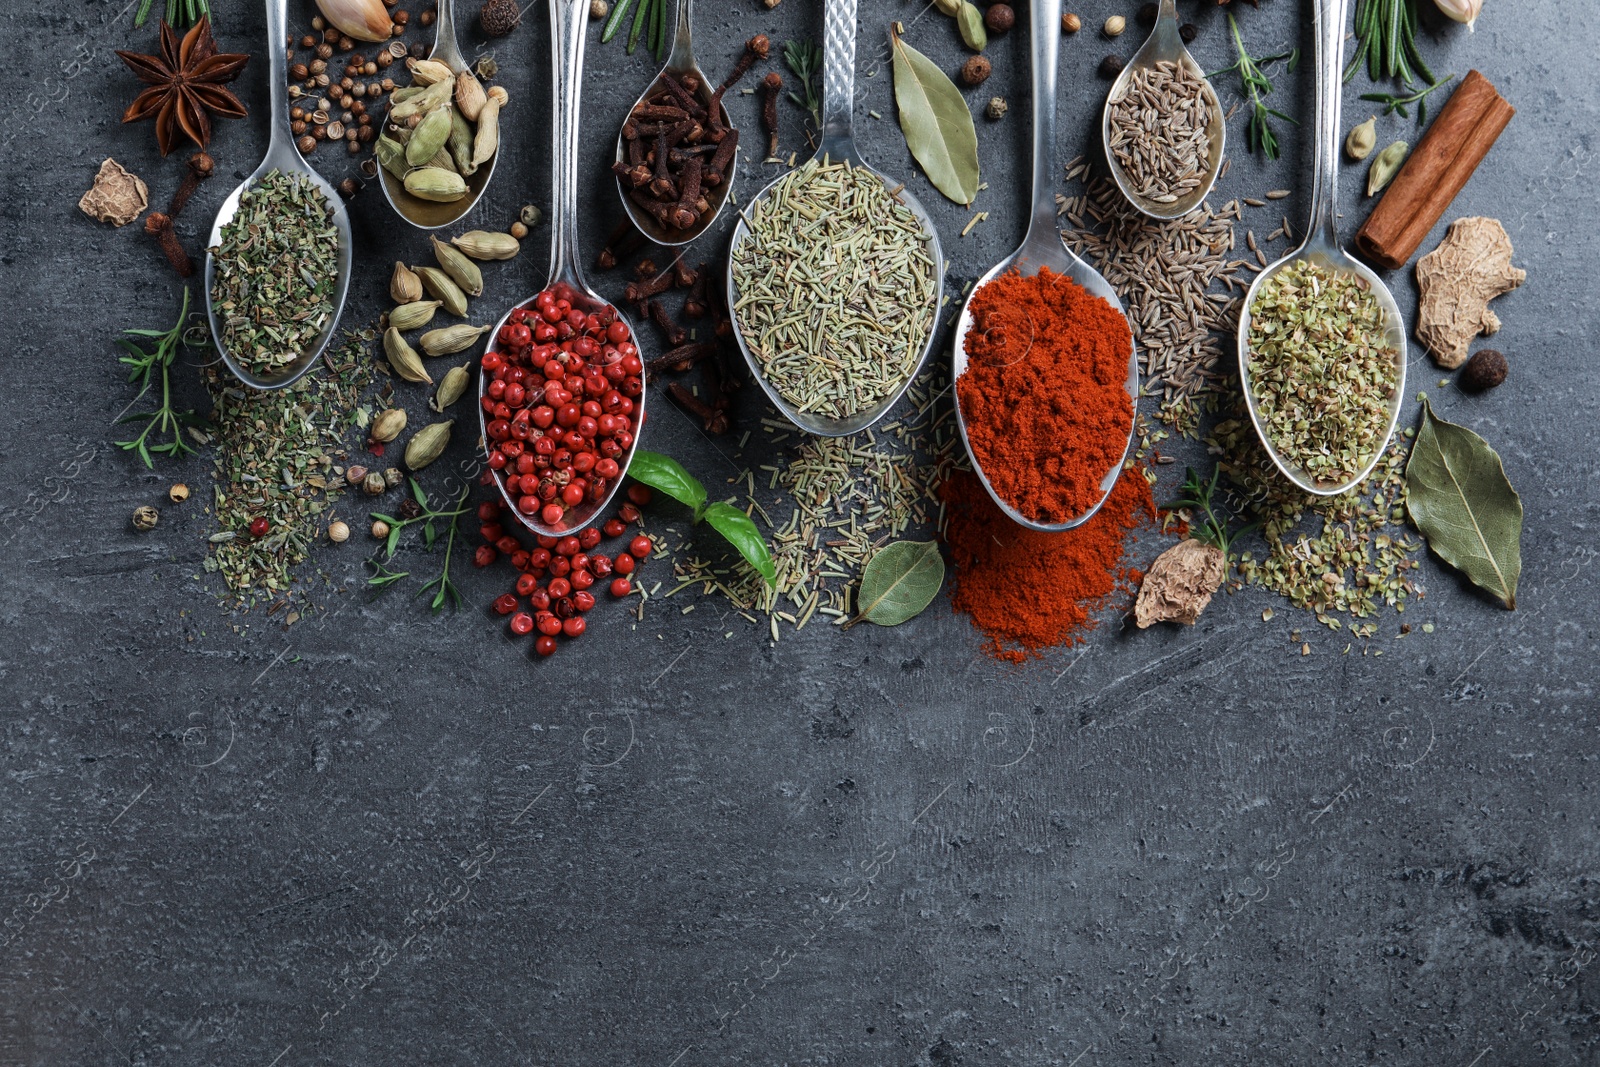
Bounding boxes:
204 0 352 390
374 0 504 230
1237 0 1407 497
1100 0 1226 219
478 0 646 537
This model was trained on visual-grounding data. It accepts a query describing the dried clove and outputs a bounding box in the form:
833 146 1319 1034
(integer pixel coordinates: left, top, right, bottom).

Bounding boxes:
683 262 710 318
646 299 687 346
672 258 697 289
168 151 215 218
145 212 193 277
761 72 782 158
667 381 728 435
645 341 719 377
624 264 677 305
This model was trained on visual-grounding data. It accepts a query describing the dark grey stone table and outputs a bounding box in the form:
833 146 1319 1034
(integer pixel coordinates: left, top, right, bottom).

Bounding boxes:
3 0 1596 1063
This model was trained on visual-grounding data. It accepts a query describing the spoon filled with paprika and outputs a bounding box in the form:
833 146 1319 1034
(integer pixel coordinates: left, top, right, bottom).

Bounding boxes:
477 0 646 537
953 0 1139 532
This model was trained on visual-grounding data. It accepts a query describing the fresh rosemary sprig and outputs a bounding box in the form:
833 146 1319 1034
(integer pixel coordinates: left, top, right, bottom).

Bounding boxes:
1210 15 1298 161
783 38 823 128
600 0 667 61
1361 73 1455 125
114 287 203 468
369 481 472 612
1165 465 1257 556
1344 0 1435 87
134 0 212 29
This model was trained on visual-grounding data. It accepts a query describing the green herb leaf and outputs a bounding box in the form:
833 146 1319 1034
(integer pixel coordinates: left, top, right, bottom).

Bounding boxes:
955 2 987 51
855 540 945 626
1405 400 1523 609
600 0 633 42
703 502 776 588
890 24 980 205
628 449 708 515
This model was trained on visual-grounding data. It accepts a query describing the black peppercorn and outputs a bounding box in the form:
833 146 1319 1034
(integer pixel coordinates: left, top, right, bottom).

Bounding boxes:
1179 22 1198 43
1137 2 1158 26
1098 54 1125 79
1460 349 1508 392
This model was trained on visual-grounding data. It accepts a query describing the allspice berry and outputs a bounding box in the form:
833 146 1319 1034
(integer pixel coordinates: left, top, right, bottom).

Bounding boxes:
1179 23 1198 43
984 3 1015 34
1460 349 1508 392
960 55 992 87
328 520 351 543
132 505 160 532
1062 12 1082 33
590 0 608 17
169 483 190 503
1104 14 1126 36
985 96 1008 120
1098 54 1125 79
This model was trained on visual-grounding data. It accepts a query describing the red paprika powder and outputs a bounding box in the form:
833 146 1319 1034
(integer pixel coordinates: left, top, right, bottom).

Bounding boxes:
941 465 1154 662
957 267 1134 525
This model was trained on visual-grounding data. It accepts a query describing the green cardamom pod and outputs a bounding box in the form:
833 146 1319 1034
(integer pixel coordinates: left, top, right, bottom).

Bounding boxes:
1367 139 1409 197
403 168 468 203
416 266 469 316
425 146 458 174
419 323 492 356
450 230 521 261
471 96 501 170
404 420 454 471
375 135 408 180
431 363 471 412
455 70 487 123
409 59 455 86
431 236 484 296
448 108 475 174
383 327 432 384
390 260 422 303
956 1 988 51
933 0 961 15
370 407 408 443
1345 116 1377 161
407 105 454 167
389 78 453 122
388 299 443 332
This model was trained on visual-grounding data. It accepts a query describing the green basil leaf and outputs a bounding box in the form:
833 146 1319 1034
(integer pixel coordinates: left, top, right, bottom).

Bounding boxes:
628 449 708 516
890 24 980 205
703 501 776 588
955 1 988 52
1405 400 1522 609
855 540 945 626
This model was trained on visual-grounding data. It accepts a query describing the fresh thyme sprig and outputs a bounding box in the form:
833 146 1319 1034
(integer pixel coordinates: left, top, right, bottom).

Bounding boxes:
114 287 203 468
415 485 469 613
1165 465 1257 556
1344 0 1435 87
1210 15 1298 161
369 481 473 612
783 39 823 129
1361 73 1455 125
600 0 667 61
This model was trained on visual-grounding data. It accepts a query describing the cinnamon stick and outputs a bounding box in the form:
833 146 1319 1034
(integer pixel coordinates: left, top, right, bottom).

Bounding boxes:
1353 70 1515 271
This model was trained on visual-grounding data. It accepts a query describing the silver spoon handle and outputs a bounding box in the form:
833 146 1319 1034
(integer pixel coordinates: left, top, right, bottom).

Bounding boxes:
1307 0 1349 248
431 0 465 71
264 0 298 160
548 0 592 289
821 0 858 144
666 0 694 71
1025 0 1062 242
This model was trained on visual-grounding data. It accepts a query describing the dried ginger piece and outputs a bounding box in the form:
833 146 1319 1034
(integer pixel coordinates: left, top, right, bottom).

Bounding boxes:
79 158 149 227
1135 538 1225 628
1415 217 1525 369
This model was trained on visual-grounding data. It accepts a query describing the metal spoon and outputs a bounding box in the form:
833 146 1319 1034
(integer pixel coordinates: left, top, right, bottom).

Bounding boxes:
724 0 946 438
1237 0 1407 497
377 0 499 230
203 0 352 391
613 0 734 245
1101 0 1226 220
952 0 1140 532
480 0 644 537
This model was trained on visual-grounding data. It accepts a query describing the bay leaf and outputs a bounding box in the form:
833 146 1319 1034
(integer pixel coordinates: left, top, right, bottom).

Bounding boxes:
890 24 980 206
956 2 988 51
856 540 945 626
1405 400 1522 609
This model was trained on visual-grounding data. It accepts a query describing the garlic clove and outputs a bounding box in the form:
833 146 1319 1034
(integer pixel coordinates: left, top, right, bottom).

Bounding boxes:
1432 0 1481 31
315 0 392 43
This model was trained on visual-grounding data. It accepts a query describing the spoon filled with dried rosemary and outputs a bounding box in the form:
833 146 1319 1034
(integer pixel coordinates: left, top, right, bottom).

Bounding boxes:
952 0 1139 532
1101 0 1226 219
1237 0 1407 496
725 0 945 438
203 0 352 390
478 0 646 537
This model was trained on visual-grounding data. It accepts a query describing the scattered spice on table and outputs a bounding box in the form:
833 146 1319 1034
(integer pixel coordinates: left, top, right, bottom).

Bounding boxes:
941 465 1155 662
209 169 341 378
957 267 1134 525
1105 60 1214 205
731 158 938 420
1244 260 1401 487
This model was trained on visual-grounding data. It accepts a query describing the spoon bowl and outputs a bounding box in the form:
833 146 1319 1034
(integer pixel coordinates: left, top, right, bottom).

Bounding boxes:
377 0 499 230
614 0 735 246
1101 0 1225 220
1237 0 1406 497
204 0 352 391
724 0 945 438
483 0 644 537
953 0 1139 532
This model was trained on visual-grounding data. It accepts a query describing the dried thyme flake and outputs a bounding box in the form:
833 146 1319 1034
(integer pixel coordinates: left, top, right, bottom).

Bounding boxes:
1244 259 1399 486
731 158 938 420
204 332 373 611
209 169 341 377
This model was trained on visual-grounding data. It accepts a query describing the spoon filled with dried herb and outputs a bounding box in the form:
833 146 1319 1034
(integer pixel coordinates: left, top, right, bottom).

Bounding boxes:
203 0 352 390
725 0 945 438
953 0 1139 532
1101 0 1226 219
1237 0 1407 496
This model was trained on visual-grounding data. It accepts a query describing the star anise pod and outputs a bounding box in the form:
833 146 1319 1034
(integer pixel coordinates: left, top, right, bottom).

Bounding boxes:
117 17 248 156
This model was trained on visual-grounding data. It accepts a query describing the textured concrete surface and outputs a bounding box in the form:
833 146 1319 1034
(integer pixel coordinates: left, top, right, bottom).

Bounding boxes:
2 0 1597 1064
